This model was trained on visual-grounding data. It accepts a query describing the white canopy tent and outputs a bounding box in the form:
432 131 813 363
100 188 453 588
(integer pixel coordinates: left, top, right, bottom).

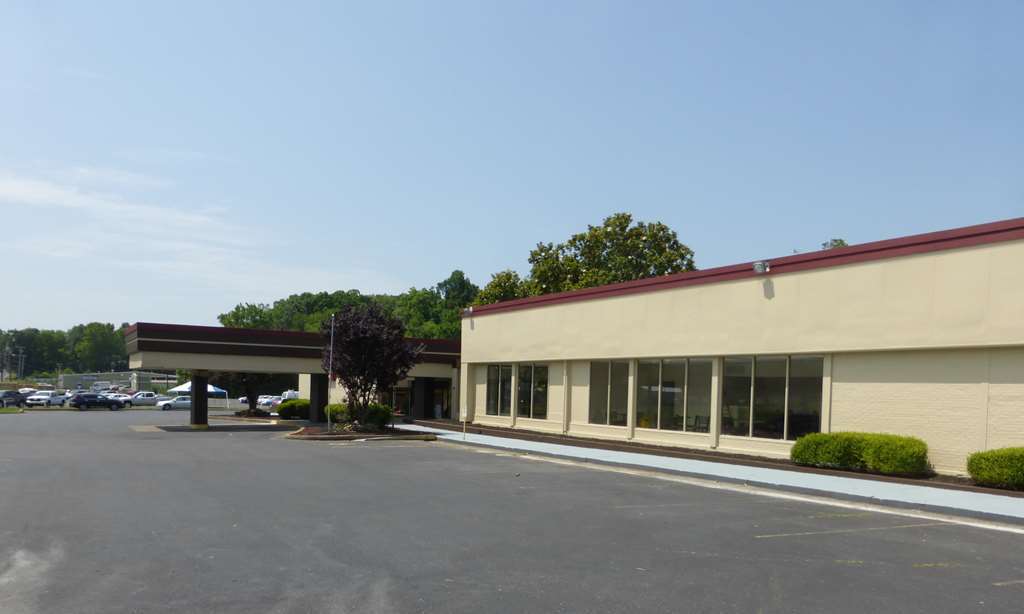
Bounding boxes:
167 381 230 409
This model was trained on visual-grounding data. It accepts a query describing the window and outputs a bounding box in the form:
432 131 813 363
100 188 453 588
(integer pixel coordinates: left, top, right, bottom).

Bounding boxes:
722 355 824 440
485 364 513 416
588 362 609 424
787 356 824 440
517 364 549 419
636 361 659 429
721 358 753 436
588 361 629 426
632 358 710 433
752 357 786 439
685 359 712 433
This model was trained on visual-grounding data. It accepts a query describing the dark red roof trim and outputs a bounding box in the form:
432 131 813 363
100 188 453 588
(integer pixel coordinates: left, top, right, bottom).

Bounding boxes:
126 323 461 359
466 216 1024 318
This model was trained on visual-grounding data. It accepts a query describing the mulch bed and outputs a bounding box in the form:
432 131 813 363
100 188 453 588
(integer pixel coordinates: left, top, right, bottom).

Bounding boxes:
286 426 437 442
415 419 1024 498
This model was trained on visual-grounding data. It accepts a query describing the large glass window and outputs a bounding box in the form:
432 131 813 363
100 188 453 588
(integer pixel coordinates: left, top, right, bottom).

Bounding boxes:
753 357 786 439
516 364 548 419
485 364 513 416
588 362 609 424
635 361 660 429
722 358 753 436
685 359 712 433
499 365 512 416
631 358 707 433
660 359 686 431
532 366 548 420
609 361 629 426
486 365 499 416
517 366 533 417
721 355 824 440
787 356 824 440
588 361 629 426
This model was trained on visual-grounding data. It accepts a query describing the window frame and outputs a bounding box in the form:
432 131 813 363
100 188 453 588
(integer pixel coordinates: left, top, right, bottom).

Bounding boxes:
720 354 824 441
516 363 549 420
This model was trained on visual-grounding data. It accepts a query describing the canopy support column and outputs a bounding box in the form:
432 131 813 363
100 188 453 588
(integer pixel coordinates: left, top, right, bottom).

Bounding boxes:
191 372 209 429
309 373 328 423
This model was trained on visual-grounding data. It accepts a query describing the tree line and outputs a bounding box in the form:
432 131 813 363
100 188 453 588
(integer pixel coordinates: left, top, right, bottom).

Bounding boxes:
0 323 129 379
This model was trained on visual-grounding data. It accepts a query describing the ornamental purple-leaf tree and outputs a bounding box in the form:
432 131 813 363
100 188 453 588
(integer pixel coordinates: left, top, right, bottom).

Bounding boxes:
321 302 421 425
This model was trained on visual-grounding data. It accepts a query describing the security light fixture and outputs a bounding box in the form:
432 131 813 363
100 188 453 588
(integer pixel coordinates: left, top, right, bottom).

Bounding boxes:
752 260 771 274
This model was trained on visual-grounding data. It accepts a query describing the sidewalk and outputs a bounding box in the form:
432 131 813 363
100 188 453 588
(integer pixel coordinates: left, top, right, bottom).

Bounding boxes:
396 423 1024 522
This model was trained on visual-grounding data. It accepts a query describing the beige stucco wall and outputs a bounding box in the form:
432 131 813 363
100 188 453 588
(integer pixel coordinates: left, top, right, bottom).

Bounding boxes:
831 348 1024 474
130 351 322 375
462 241 1024 364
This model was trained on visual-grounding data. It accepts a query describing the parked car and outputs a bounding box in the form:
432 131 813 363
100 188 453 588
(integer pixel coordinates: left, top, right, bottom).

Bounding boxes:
281 390 300 400
69 393 124 410
258 396 282 410
238 396 248 404
0 390 29 408
103 393 134 407
156 396 191 411
130 391 161 406
18 387 38 395
25 390 65 407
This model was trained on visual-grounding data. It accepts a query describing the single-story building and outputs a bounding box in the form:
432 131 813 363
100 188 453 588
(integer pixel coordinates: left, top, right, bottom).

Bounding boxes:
457 217 1024 475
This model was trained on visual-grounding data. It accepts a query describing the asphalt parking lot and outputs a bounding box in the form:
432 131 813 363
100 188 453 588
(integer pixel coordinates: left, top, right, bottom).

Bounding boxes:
1 412 1023 613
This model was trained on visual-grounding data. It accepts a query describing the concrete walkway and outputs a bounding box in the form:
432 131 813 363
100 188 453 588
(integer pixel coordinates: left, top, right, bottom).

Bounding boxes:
396 423 1024 521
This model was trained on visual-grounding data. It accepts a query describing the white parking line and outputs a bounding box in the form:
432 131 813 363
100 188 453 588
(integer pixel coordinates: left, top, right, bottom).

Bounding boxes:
754 522 948 539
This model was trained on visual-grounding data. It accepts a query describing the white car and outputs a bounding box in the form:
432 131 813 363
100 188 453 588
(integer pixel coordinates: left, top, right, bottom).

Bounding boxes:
25 390 65 407
18 387 38 395
281 390 300 400
103 393 134 407
156 396 192 411
130 391 162 406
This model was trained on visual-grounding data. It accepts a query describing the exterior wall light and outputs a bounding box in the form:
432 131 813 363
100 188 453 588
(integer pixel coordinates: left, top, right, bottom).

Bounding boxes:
752 260 771 274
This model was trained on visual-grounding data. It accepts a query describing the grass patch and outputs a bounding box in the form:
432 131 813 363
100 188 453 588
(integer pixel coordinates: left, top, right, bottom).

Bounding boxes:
0 407 24 414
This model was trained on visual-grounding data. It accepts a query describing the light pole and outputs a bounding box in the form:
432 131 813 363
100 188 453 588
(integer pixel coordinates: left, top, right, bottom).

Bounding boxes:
327 313 335 432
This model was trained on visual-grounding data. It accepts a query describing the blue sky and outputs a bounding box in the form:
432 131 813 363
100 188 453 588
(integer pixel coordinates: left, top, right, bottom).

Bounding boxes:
2 1 1022 330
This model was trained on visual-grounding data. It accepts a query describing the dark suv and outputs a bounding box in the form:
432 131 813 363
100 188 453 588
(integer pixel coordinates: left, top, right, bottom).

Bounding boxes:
0 390 28 408
69 393 124 411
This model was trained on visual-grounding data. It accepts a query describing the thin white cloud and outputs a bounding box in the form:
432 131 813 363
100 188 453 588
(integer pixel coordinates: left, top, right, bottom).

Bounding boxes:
0 173 214 229
0 168 408 318
57 166 173 190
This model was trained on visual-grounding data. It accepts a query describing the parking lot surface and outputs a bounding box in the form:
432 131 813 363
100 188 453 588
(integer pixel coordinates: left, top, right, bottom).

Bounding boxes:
1 411 1023 613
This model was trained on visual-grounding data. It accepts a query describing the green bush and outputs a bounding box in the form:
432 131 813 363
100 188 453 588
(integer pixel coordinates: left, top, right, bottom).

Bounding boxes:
365 403 393 430
325 403 349 423
967 448 1024 490
791 432 929 476
276 399 310 420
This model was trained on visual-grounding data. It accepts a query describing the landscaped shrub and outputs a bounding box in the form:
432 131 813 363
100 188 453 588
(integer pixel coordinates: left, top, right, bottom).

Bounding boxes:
791 432 929 476
325 403 349 423
967 447 1024 490
276 399 310 420
364 403 393 430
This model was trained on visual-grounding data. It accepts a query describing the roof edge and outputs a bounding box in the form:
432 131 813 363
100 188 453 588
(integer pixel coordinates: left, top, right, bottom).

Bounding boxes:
465 216 1024 318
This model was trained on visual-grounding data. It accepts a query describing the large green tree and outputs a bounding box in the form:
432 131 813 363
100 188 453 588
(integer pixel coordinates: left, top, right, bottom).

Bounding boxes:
528 213 696 295
474 270 530 306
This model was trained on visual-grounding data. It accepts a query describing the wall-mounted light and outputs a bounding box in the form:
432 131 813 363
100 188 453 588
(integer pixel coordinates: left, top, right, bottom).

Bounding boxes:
752 260 771 274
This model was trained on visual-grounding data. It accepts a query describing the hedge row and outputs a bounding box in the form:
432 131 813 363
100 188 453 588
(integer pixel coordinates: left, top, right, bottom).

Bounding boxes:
276 399 310 420
967 448 1024 491
791 432 930 476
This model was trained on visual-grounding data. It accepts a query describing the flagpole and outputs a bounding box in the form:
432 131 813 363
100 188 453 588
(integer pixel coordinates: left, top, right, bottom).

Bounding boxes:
327 313 335 432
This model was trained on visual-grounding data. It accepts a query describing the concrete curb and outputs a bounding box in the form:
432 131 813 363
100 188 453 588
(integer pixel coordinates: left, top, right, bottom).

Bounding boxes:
285 430 437 442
